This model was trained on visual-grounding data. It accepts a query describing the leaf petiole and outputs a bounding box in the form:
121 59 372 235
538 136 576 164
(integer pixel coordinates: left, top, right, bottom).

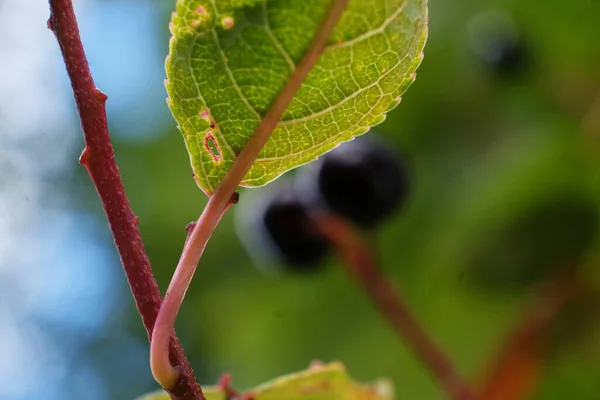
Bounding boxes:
150 0 350 390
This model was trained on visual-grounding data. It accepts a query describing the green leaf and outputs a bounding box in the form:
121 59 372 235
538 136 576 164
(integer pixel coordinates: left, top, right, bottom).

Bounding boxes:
250 362 348 400
134 386 225 400
347 379 394 400
135 362 394 400
250 362 394 400
166 0 428 194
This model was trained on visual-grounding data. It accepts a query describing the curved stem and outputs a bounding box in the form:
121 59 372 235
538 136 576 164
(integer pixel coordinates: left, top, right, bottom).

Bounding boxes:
314 213 478 400
150 0 349 389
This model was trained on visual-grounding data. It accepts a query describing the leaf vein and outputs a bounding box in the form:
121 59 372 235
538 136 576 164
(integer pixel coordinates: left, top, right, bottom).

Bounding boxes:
278 52 405 127
184 33 236 158
263 0 296 72
208 0 262 121
325 0 407 50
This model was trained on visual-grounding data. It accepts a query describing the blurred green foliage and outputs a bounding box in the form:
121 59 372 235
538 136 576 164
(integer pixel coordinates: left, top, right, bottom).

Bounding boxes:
79 0 600 398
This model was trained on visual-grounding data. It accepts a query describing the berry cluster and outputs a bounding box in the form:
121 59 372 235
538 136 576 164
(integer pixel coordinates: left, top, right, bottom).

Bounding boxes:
237 136 410 271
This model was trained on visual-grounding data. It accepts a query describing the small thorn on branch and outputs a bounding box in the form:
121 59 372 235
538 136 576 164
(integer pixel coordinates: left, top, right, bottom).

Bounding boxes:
185 222 197 234
47 16 55 31
185 222 197 246
79 147 90 166
94 88 108 102
229 191 240 206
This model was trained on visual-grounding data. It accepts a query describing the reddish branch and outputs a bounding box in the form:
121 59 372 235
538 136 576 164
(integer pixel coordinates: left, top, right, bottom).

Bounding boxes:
47 1 203 398
315 213 478 400
478 270 581 400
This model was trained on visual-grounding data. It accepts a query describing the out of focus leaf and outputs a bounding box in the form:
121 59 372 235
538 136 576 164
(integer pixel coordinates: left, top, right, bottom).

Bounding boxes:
135 362 394 400
250 362 348 400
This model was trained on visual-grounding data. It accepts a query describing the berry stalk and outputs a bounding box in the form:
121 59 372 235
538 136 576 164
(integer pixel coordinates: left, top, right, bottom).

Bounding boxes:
150 0 349 389
314 213 478 400
478 270 581 400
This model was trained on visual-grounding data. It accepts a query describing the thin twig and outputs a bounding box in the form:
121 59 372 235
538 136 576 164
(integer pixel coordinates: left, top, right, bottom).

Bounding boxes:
478 270 580 400
47 1 203 399
150 0 350 389
314 213 478 400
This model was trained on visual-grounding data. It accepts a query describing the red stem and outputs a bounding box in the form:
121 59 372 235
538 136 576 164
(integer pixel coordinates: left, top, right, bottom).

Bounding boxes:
47 1 203 398
149 0 349 389
315 213 478 400
478 270 580 400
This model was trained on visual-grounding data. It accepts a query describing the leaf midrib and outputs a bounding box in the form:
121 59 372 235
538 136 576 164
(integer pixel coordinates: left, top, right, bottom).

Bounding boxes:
179 0 421 190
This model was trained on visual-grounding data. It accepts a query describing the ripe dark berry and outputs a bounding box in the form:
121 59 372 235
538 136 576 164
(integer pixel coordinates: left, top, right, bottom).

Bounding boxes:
305 136 410 228
262 191 329 268
236 184 330 271
481 36 525 76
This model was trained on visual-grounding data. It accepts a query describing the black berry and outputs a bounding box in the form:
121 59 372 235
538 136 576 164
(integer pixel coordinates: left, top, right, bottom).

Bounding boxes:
313 136 410 228
482 37 525 76
260 186 330 269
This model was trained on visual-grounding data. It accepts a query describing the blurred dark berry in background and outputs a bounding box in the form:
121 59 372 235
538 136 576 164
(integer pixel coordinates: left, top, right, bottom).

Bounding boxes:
310 136 410 229
468 10 530 77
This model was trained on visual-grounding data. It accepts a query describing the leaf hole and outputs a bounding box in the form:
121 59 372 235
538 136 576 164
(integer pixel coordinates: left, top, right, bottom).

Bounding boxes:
204 132 221 162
